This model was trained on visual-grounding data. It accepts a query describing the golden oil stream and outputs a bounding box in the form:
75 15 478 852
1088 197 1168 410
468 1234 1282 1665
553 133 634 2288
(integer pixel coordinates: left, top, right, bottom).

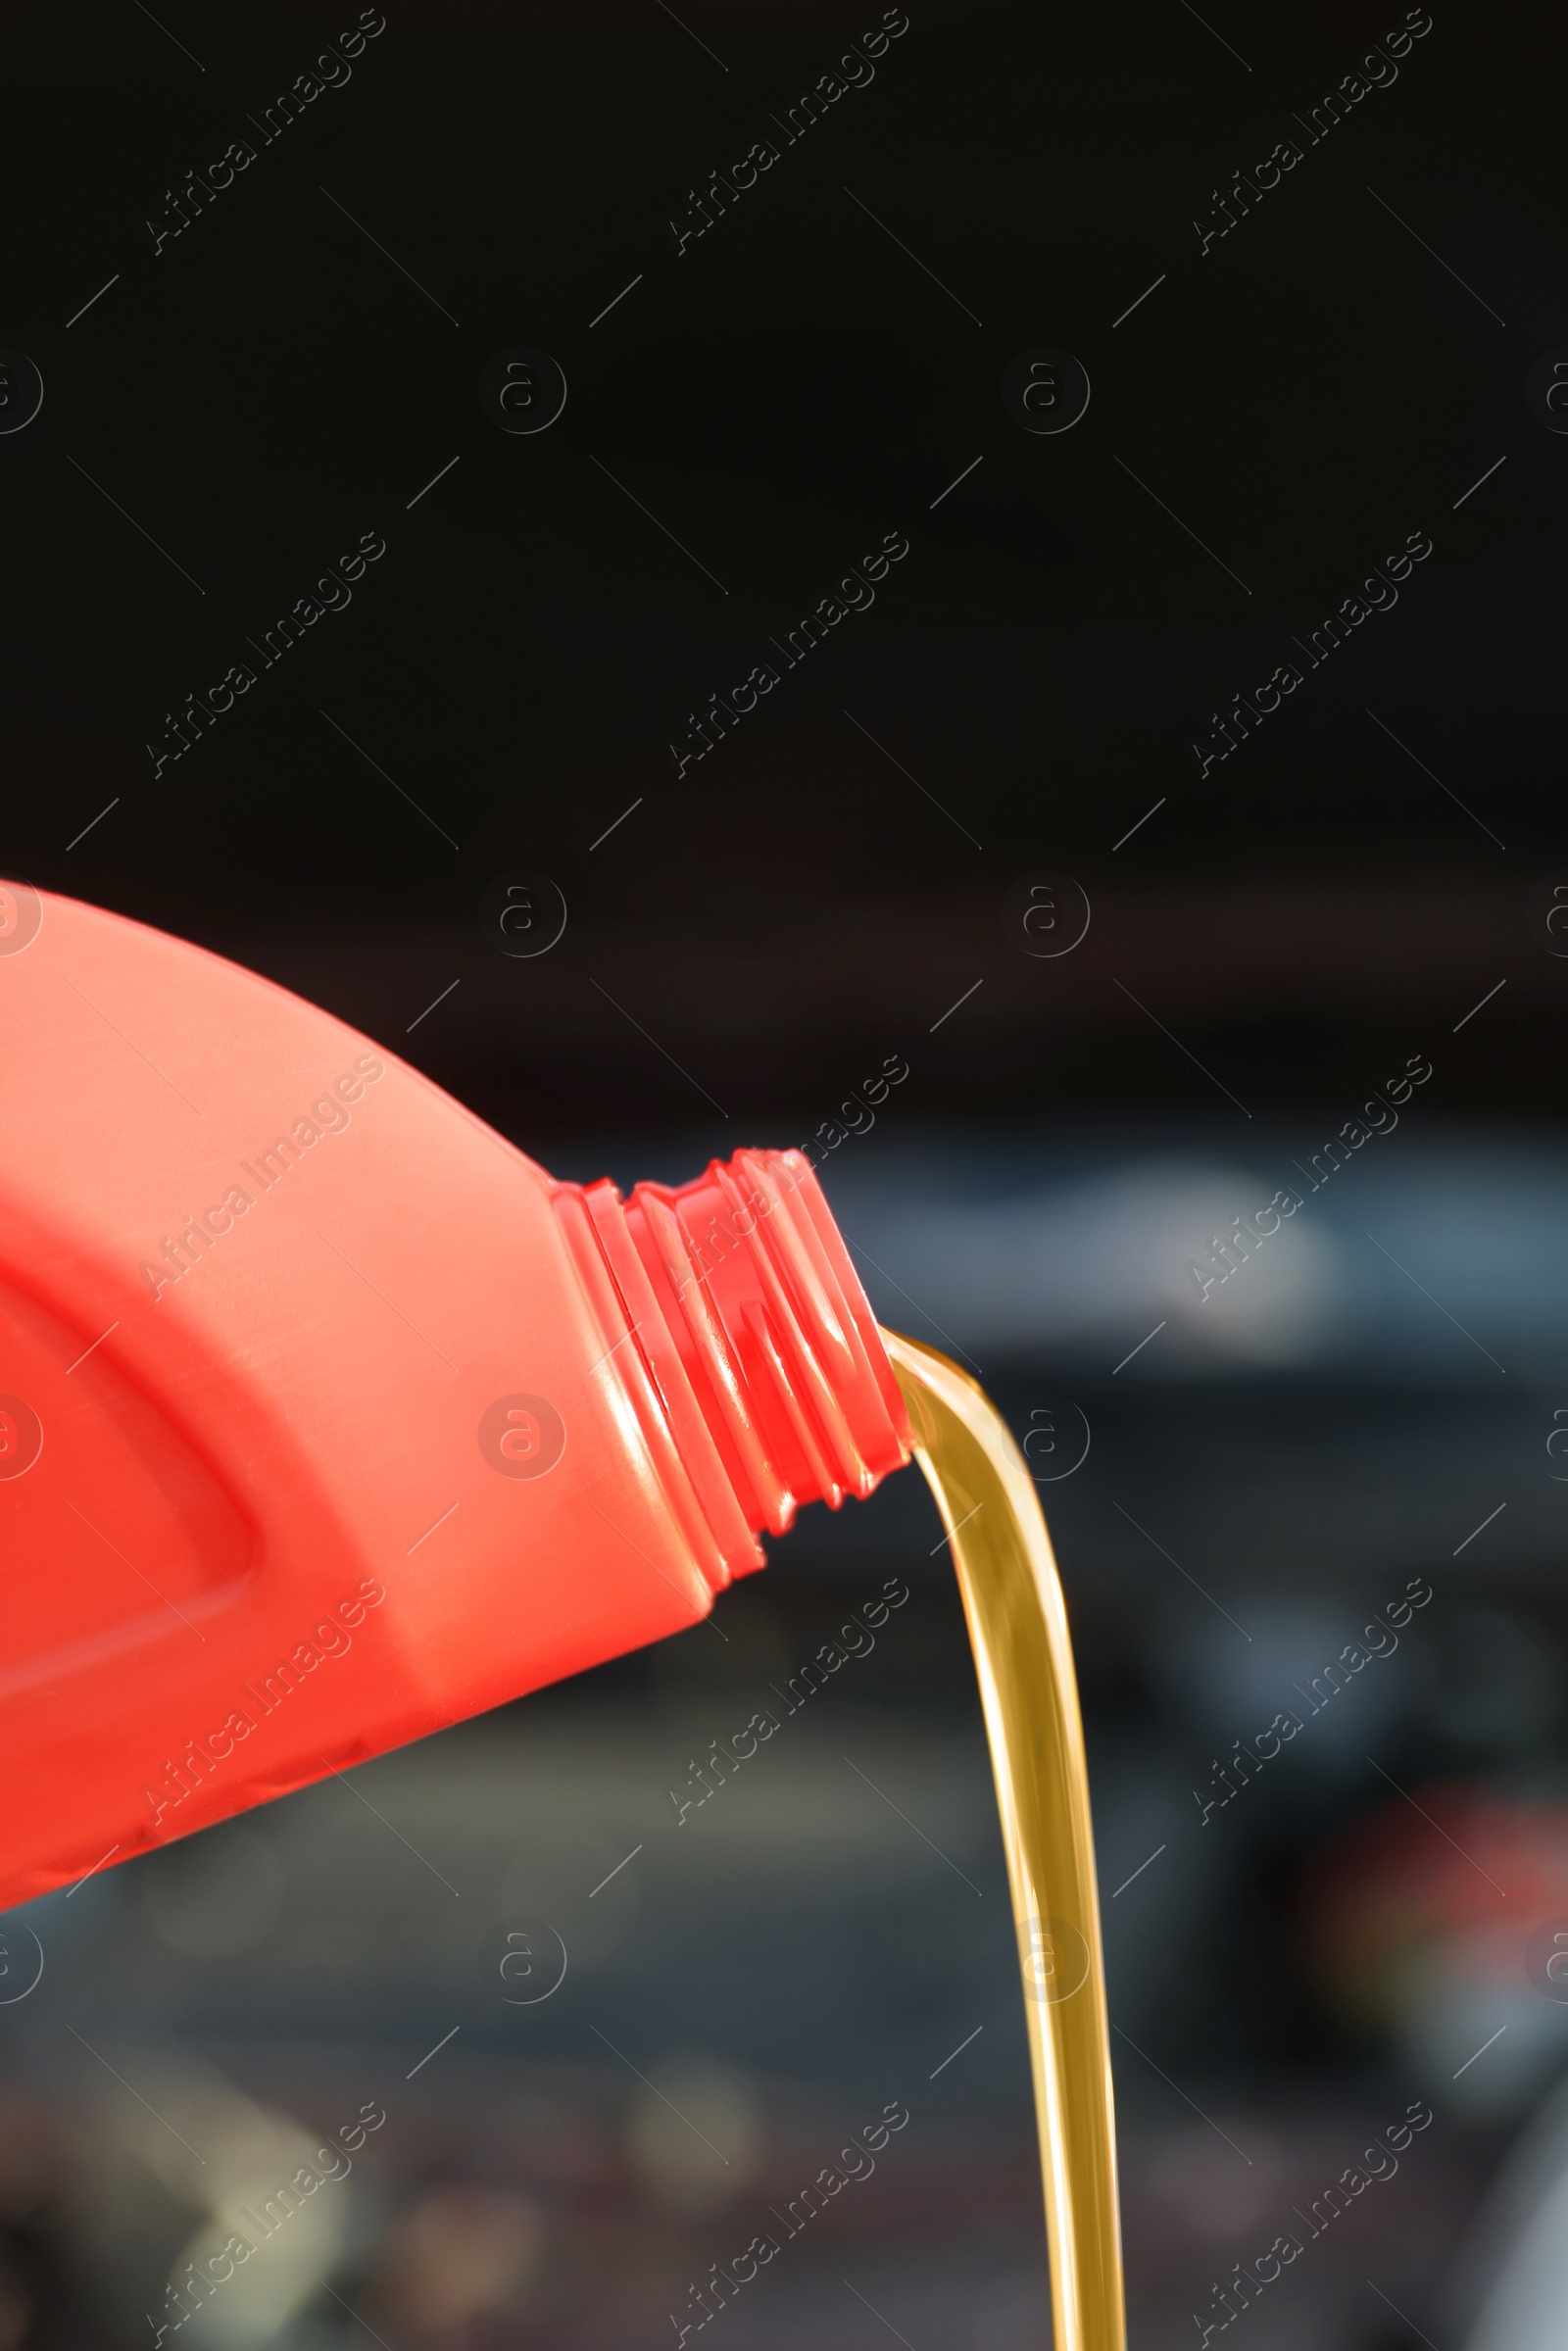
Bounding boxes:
884 1331 1125 2351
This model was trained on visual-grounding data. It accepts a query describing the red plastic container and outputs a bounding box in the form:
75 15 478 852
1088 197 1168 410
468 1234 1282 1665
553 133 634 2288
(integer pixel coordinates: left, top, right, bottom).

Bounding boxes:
0 883 910 1908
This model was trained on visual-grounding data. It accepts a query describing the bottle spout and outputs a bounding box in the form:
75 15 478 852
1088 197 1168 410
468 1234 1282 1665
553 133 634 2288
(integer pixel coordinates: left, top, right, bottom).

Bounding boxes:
563 1149 912 1548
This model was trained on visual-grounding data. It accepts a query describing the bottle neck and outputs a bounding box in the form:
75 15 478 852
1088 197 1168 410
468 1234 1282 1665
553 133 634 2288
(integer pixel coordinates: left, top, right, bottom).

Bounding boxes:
556 1148 911 1588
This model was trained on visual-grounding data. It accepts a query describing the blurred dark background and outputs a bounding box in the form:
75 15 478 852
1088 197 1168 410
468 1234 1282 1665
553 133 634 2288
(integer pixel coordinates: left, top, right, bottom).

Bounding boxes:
5 0 1568 2344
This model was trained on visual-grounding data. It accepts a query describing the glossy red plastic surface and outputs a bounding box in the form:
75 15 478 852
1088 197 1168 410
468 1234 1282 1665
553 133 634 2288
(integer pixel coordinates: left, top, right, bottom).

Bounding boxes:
0 886 910 1909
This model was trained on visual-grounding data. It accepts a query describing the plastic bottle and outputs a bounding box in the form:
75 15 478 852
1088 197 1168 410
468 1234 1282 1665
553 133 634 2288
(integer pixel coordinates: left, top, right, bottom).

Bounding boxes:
0 882 911 1908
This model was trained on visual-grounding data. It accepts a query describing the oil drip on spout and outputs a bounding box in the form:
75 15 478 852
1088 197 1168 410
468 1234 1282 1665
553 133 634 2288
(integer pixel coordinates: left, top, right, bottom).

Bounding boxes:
884 1331 1125 2351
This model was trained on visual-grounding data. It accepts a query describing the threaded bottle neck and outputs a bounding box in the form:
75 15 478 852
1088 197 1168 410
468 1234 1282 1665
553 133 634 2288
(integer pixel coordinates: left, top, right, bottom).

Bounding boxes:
556 1148 910 1587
